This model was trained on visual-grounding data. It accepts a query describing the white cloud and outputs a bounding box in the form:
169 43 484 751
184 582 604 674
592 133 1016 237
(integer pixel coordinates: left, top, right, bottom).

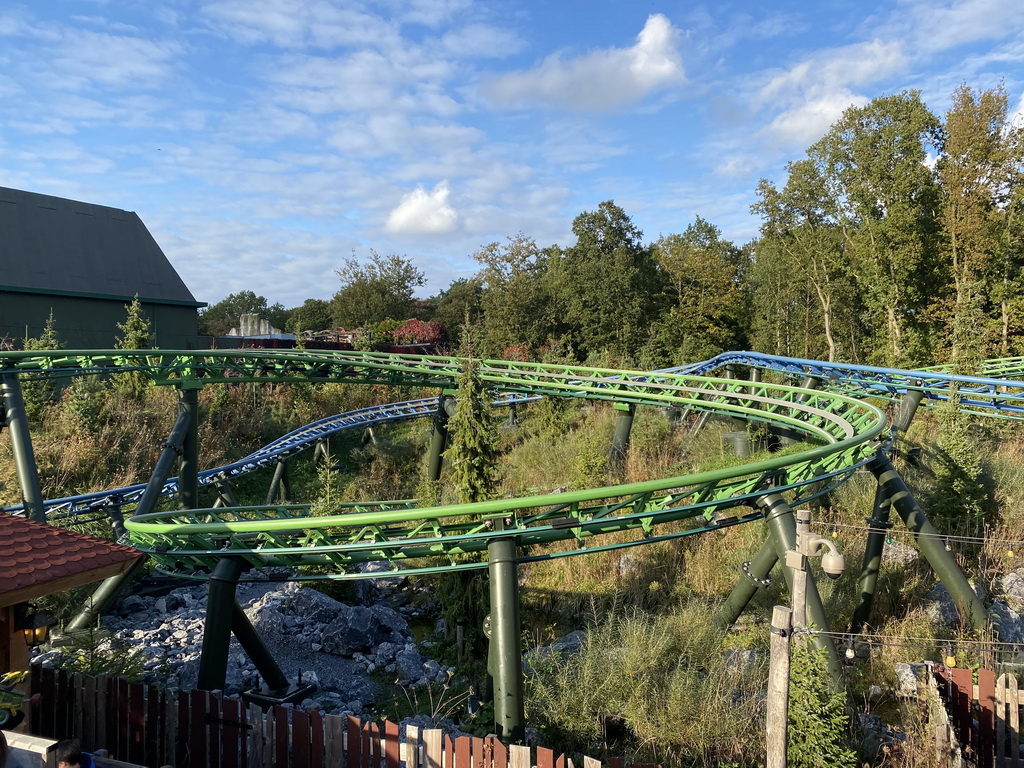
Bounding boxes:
440 23 524 59
754 39 906 147
480 14 684 111
894 0 1024 54
761 91 871 147
385 181 458 233
200 0 400 50
1012 92 1024 130
267 50 460 118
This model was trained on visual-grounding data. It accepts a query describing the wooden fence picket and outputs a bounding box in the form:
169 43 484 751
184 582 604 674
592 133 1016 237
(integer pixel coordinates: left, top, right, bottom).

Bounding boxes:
490 735 507 768
423 727 443 768
176 689 189 768
164 690 178 767
979 668 995 768
324 713 345 767
263 704 276 768
509 743 531 768
406 724 422 768
27 666 629 768
293 708 310 768
385 718 401 768
1007 675 1015 765
274 704 290 768
347 714 362 768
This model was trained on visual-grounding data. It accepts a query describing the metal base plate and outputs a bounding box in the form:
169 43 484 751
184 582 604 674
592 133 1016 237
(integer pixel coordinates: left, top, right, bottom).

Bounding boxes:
242 681 318 708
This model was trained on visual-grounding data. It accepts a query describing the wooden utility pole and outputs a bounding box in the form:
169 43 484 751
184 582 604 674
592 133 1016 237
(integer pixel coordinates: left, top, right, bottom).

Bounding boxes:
767 605 793 768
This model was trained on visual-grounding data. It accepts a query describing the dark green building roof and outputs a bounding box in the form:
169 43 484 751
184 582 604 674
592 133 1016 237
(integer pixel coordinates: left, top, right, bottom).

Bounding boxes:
0 186 202 307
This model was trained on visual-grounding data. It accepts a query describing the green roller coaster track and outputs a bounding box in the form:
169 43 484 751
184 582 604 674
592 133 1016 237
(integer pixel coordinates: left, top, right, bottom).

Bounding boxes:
1 347 1016 739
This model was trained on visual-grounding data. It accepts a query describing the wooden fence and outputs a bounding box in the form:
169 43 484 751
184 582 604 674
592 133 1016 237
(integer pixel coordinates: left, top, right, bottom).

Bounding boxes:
934 665 1023 767
28 666 648 768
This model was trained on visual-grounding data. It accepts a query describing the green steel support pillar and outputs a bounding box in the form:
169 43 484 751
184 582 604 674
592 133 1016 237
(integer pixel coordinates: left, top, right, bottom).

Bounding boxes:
487 536 525 744
66 409 192 632
869 453 989 632
230 602 290 693
65 557 148 632
1 373 46 523
850 484 893 634
198 557 245 691
214 481 238 509
894 384 925 434
776 375 821 447
723 431 751 458
609 403 635 470
759 493 842 682
178 386 201 510
265 460 291 505
427 393 453 483
716 537 778 629
796 374 822 403
107 505 128 540
747 367 762 409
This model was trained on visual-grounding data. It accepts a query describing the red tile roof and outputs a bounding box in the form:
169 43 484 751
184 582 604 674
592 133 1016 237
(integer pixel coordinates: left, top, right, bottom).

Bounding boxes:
0 514 143 608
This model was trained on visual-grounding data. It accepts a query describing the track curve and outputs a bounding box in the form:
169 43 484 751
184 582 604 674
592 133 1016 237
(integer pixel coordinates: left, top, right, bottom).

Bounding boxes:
3 348 1020 582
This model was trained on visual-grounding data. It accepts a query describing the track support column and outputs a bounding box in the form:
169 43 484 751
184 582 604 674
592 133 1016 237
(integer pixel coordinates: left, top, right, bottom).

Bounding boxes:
1 373 47 523
178 386 201 510
64 557 148 633
869 453 989 632
488 535 525 744
776 375 820 447
716 537 777 629
894 384 925 434
230 602 290 693
198 557 245 691
850 484 893 634
609 403 635 470
265 460 291 505
760 493 842 682
427 393 454 482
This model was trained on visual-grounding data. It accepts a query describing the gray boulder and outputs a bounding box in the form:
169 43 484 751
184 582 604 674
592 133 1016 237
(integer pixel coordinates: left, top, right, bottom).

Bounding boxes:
321 604 408 656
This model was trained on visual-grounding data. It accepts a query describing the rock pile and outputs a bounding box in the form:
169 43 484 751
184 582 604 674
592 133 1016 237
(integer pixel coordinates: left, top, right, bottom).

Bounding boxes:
38 580 456 716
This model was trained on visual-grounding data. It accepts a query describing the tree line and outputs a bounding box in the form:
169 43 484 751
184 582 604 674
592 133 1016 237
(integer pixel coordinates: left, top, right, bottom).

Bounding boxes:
200 83 1024 371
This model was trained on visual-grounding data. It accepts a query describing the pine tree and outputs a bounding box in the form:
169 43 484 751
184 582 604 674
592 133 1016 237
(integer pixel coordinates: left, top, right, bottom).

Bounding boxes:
444 356 499 504
788 642 858 768
438 348 500 686
114 295 154 399
21 310 61 422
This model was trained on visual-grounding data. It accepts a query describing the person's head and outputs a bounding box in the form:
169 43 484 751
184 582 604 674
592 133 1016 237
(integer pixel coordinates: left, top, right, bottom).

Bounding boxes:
56 739 83 768
0 729 8 768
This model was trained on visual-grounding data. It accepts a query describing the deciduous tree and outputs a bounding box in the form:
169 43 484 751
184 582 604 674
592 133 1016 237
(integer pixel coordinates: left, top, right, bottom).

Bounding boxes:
809 91 943 365
331 251 425 329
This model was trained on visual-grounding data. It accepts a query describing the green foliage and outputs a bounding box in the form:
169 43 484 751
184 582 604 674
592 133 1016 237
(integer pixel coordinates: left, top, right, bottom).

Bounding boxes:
444 357 500 504
114 295 154 399
286 298 333 334
115 295 154 350
569 437 609 490
787 641 857 768
21 310 61 422
62 376 108 434
198 290 287 336
933 390 990 522
49 627 151 681
474 233 553 356
331 251 425 329
527 604 767 766
651 217 747 363
548 201 662 361
430 278 483 352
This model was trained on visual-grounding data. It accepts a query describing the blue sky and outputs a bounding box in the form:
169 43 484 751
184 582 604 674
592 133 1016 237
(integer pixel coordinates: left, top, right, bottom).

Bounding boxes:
2 0 1023 309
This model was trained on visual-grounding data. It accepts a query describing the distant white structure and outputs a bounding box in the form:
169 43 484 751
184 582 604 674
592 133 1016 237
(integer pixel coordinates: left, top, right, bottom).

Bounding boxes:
227 314 283 337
